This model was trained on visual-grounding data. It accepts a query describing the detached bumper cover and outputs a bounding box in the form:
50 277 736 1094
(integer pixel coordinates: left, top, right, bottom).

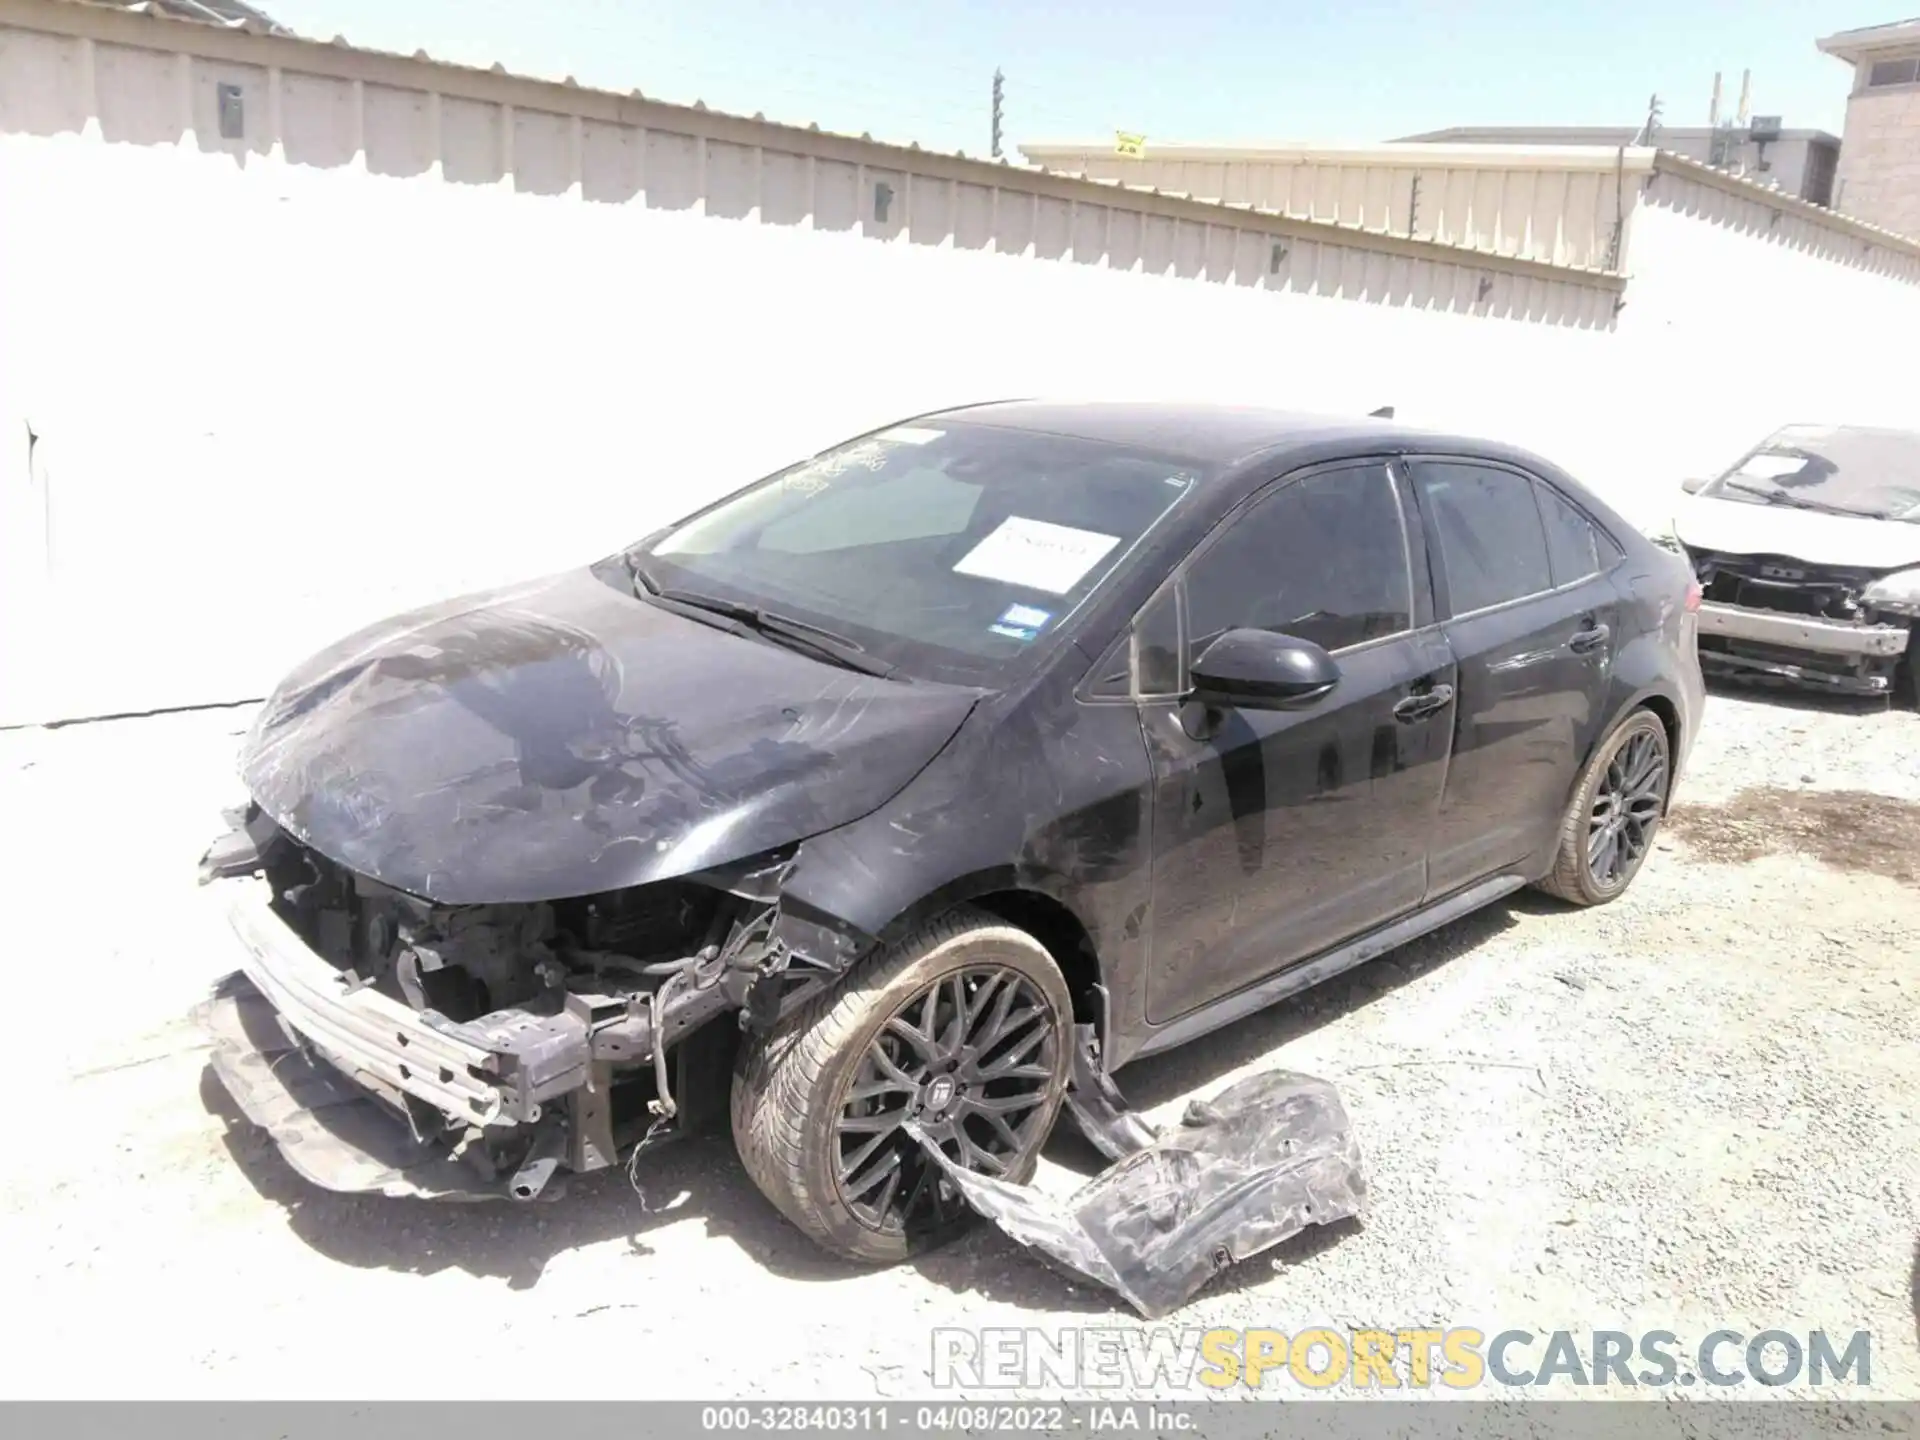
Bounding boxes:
912 1070 1365 1319
195 973 513 1200
1697 603 1909 658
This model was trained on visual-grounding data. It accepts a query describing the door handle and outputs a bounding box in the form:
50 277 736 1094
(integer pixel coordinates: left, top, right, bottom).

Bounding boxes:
1393 683 1454 723
1568 622 1611 654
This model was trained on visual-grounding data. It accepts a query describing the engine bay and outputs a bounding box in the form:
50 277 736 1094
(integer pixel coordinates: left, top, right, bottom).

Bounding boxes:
264 837 735 1027
1693 550 1892 625
1689 548 1914 695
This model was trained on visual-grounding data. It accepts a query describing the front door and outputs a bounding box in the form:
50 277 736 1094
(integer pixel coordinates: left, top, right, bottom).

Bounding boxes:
1409 460 1622 895
1143 462 1456 1024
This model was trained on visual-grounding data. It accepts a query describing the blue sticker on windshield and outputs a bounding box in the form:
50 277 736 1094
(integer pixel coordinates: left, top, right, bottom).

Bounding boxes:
991 605 1050 641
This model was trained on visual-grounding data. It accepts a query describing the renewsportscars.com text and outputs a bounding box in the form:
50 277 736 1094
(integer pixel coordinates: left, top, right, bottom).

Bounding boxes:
932 1326 1872 1391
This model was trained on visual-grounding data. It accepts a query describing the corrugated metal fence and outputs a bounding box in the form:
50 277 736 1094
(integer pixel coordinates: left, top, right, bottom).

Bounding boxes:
0 0 1624 328
1020 142 1920 284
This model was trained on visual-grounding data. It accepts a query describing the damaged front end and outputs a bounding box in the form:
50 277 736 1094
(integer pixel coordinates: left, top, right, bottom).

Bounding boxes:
1690 549 1915 697
195 804 854 1201
911 1070 1365 1319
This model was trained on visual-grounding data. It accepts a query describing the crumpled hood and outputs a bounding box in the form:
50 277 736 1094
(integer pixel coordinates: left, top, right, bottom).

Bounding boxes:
1674 494 1920 571
238 566 979 904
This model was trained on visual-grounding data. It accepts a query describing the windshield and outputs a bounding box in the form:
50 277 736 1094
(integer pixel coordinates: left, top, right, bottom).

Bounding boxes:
1700 425 1920 523
630 418 1201 685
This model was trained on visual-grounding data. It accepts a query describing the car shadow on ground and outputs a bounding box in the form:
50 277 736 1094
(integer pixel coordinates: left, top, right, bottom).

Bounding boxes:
1911 1235 1920 1350
202 892 1527 1309
901 895 1528 1315
200 1067 858 1293
1703 674 1896 717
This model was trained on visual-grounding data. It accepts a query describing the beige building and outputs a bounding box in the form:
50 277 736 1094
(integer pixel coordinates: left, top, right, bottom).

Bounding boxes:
1819 17 1920 239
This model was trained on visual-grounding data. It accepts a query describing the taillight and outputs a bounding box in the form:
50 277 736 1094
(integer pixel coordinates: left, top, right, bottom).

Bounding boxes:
1684 580 1703 613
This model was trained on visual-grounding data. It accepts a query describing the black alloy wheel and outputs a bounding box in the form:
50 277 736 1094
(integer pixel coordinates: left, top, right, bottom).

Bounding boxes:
730 908 1073 1264
832 965 1061 1234
1536 707 1672 906
1587 725 1668 887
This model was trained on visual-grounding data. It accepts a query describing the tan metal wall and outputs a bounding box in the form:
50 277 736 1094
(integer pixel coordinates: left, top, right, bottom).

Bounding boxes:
0 0 1622 328
1021 143 1648 272
1020 142 1920 285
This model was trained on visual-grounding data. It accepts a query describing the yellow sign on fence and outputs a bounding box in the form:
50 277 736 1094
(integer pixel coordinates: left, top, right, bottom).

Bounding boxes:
1114 131 1146 157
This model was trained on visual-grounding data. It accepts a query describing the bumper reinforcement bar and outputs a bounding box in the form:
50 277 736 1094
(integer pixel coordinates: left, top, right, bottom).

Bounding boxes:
1697 602 1909 658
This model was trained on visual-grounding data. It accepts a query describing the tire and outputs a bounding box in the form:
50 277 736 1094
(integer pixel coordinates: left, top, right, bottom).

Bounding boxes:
730 906 1073 1265
1534 708 1672 907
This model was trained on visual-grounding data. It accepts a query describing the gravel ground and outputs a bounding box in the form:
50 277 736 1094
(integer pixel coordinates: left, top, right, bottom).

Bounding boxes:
4 686 1918 1408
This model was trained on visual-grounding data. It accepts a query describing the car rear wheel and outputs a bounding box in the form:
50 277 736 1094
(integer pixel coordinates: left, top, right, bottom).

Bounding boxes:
1535 708 1671 907
730 906 1072 1265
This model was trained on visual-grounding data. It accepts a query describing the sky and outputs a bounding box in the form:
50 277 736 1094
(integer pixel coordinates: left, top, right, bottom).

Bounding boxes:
267 1 1885 157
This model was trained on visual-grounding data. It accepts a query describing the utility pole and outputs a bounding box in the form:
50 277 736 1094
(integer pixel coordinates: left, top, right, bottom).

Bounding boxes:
991 69 1004 159
1708 71 1732 168
1634 93 1662 147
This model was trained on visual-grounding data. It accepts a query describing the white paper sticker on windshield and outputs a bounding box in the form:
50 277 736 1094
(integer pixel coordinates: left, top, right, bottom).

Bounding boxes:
878 426 944 445
952 518 1121 595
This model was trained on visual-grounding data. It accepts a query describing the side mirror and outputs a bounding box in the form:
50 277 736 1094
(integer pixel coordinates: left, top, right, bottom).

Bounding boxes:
1190 628 1340 710
1680 476 1709 495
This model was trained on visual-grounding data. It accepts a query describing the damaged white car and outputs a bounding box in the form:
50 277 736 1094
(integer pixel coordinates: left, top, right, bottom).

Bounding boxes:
1666 423 1920 702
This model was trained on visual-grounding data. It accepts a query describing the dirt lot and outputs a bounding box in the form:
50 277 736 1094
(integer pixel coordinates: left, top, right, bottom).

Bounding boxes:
4 687 1918 1402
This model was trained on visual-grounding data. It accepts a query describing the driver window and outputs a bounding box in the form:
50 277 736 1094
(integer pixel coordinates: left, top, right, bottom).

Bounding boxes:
1180 464 1412 671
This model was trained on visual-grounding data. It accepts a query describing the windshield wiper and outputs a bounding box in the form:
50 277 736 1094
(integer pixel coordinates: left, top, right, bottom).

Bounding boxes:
627 564 898 679
623 551 663 596
1717 480 1872 517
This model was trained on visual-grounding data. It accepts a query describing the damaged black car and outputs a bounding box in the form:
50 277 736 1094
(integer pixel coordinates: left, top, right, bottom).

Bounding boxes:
198 401 1703 1279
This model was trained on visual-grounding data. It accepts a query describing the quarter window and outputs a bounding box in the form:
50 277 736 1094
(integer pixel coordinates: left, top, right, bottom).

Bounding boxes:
1535 481 1604 586
1085 585 1181 699
1182 464 1412 664
1415 463 1553 615
1133 586 1183 696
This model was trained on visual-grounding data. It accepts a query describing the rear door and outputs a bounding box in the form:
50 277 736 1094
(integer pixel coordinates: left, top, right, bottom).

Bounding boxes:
1409 459 1620 896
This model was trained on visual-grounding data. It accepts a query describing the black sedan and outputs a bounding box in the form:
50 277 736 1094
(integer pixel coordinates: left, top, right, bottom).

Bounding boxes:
196 401 1705 1262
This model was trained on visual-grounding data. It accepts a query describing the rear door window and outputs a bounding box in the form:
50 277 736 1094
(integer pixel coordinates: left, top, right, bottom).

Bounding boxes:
1413 462 1553 616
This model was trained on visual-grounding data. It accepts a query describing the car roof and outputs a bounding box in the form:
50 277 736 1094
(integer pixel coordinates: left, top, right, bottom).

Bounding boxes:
926 399 1449 469
1767 422 1920 442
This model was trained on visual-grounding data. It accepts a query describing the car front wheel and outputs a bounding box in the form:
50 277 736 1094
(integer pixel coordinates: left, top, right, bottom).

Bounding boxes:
730 906 1072 1265
1535 707 1671 906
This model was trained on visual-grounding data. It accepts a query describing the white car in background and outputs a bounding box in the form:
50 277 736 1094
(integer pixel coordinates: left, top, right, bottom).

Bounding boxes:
1663 424 1920 704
